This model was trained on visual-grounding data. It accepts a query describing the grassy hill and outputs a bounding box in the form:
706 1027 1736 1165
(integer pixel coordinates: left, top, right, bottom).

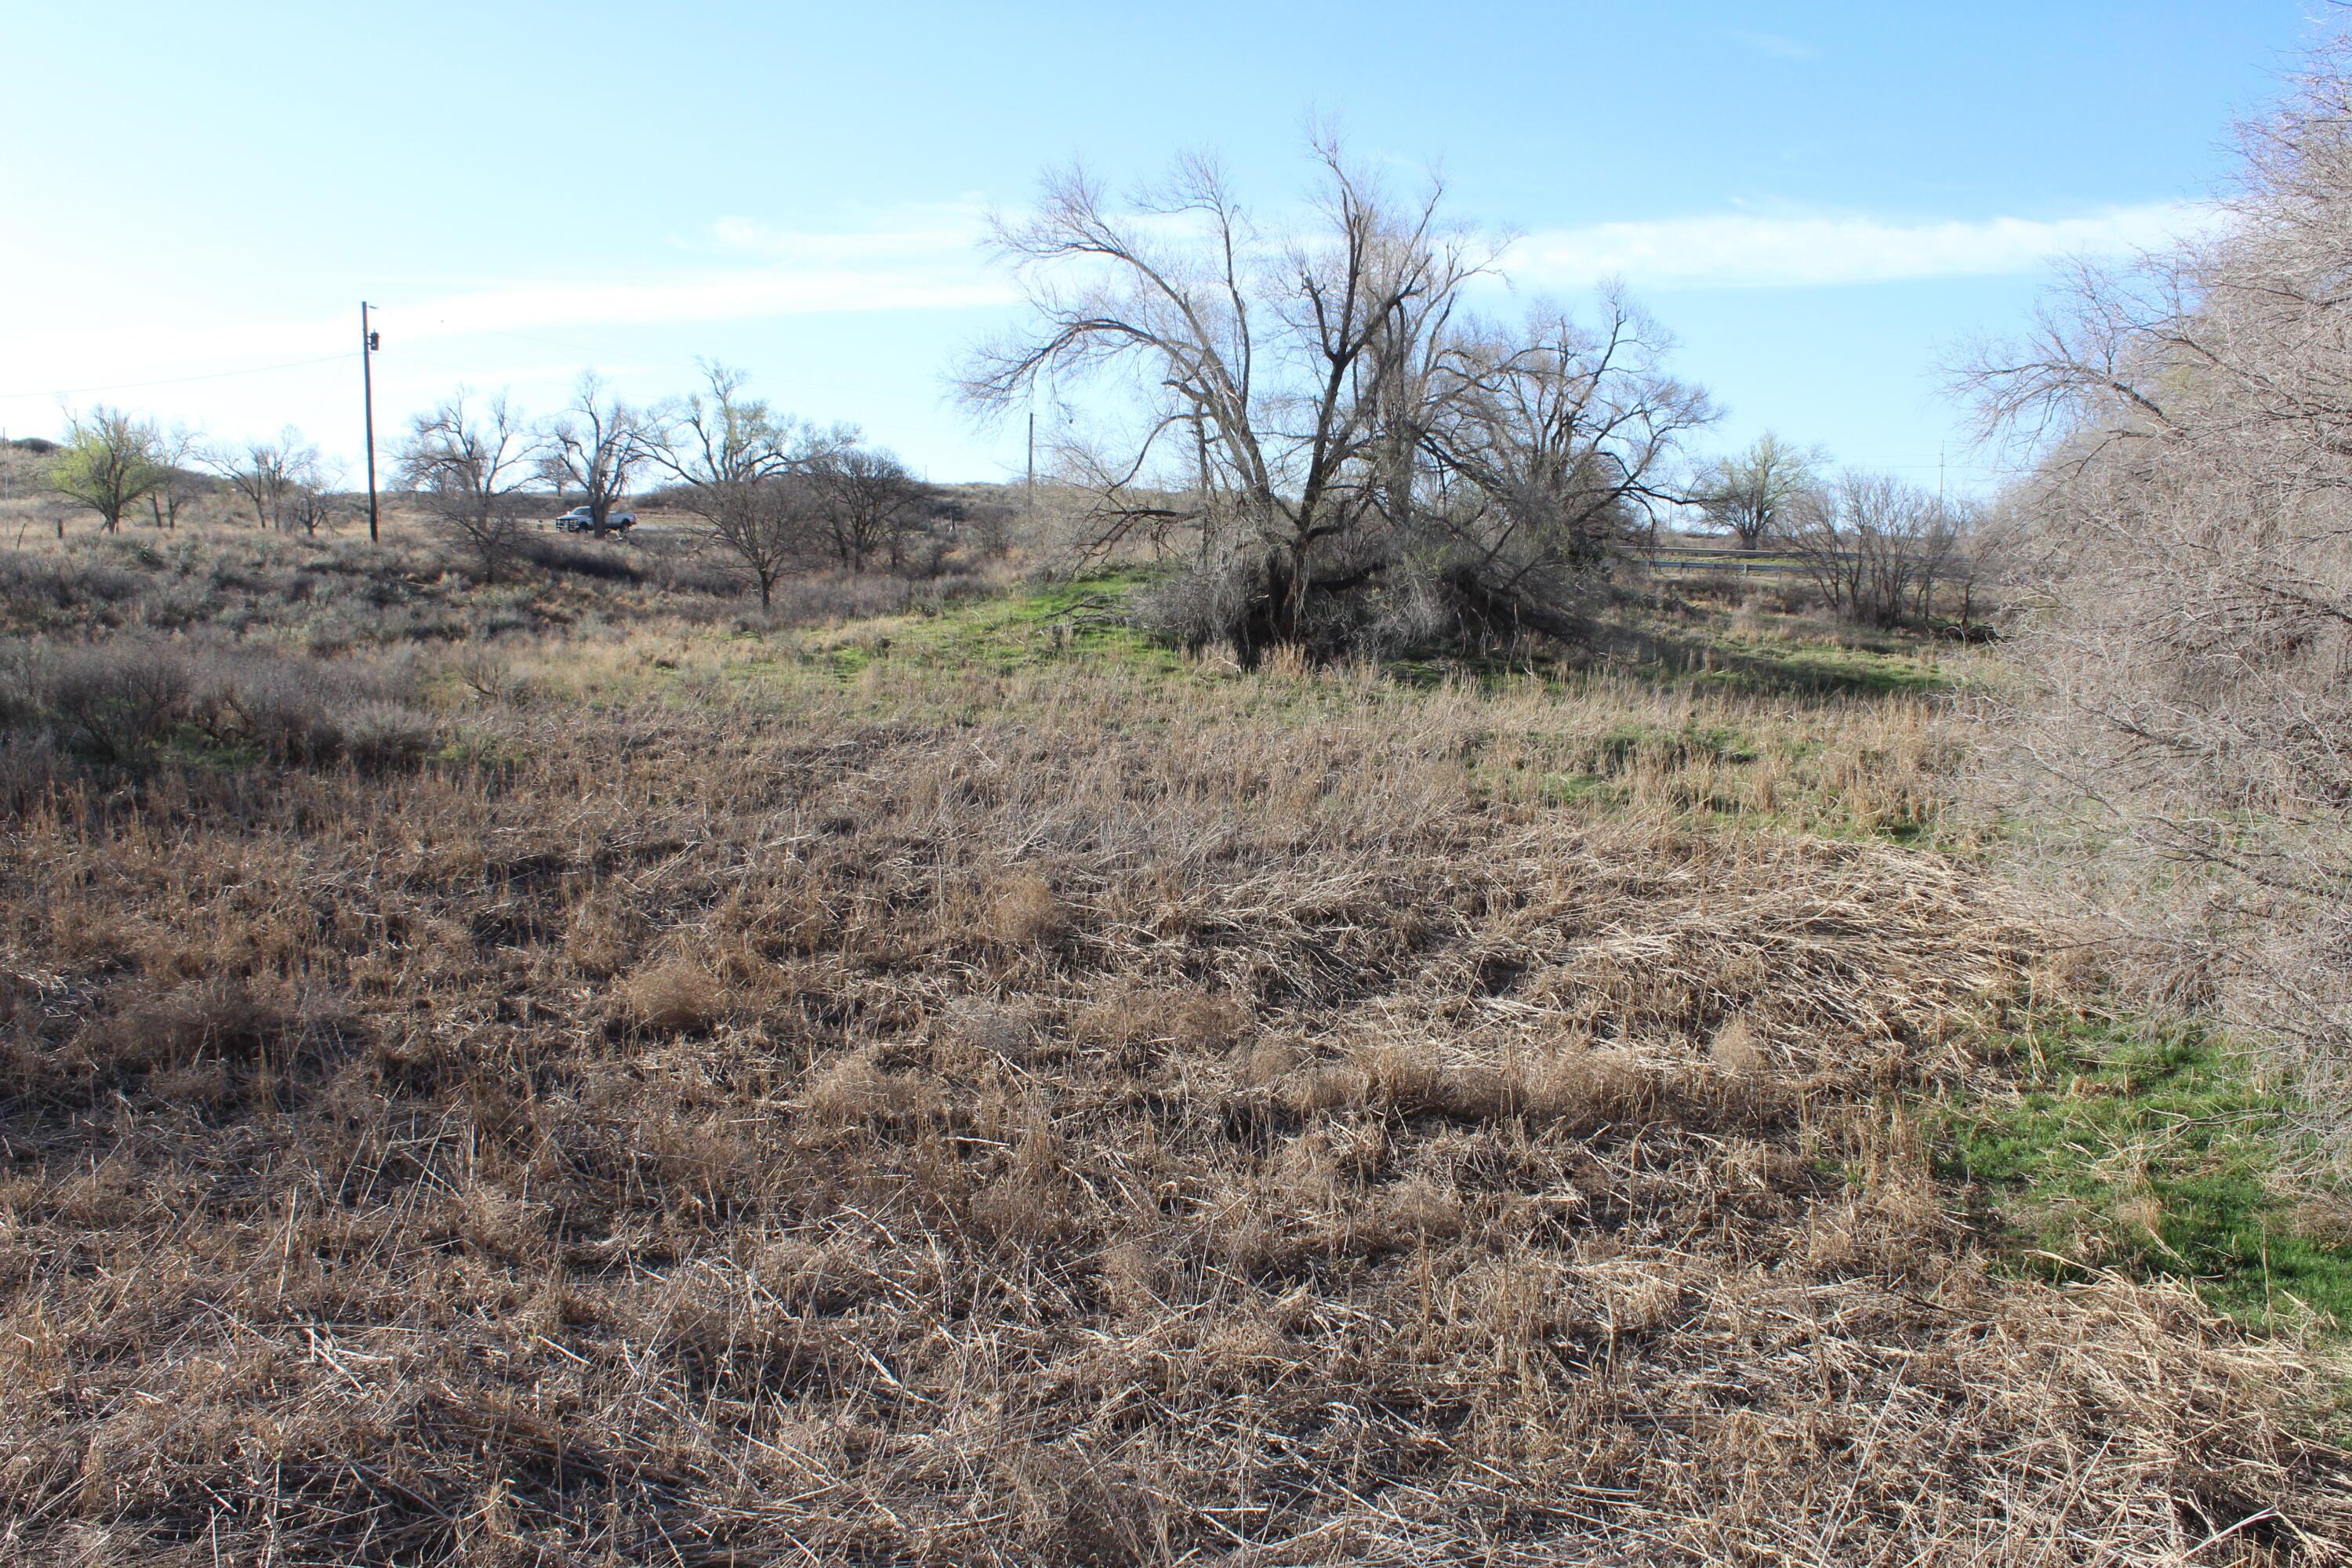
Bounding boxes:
1 526 2347 1563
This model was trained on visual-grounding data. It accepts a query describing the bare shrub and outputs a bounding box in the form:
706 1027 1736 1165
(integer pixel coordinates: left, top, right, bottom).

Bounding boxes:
1128 557 1265 652
1960 34 2352 1162
956 495 1019 557
38 640 194 762
0 548 142 614
639 543 750 598
445 643 516 704
517 532 646 583
10 638 439 775
194 648 436 770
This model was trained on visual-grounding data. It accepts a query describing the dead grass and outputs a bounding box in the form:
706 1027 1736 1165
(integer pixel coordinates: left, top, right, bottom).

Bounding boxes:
0 546 2347 1563
619 958 728 1035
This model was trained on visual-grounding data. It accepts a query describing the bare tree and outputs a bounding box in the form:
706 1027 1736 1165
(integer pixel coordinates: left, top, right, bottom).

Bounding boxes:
646 361 849 605
1779 470 1953 626
1692 432 1823 550
964 144 1494 655
716 481 821 608
649 361 805 493
962 143 1707 659
144 424 209 530
207 430 323 532
540 373 649 535
52 407 169 536
285 467 347 537
1906 495 1973 624
809 446 927 572
398 391 536 580
1957 32 2352 1160
1415 296 1713 642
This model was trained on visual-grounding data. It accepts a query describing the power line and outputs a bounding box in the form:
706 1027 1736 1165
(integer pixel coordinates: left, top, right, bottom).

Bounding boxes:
0 351 358 403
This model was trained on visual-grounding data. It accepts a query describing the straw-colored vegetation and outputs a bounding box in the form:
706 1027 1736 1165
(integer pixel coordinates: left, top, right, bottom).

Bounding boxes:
2 524 2349 1564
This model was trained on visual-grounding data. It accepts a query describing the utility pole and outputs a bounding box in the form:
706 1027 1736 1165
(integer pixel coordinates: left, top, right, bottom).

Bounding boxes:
361 302 381 543
1025 402 1036 511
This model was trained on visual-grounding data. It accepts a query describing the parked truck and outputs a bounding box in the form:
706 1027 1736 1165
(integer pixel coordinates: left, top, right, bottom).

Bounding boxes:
554 506 635 536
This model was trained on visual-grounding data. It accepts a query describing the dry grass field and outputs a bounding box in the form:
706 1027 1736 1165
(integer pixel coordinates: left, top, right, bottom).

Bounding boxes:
2 522 2349 1564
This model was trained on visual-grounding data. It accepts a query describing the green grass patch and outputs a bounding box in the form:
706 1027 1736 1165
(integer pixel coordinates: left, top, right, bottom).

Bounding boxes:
835 571 1184 678
1538 771 1621 808
1934 1014 2352 1332
1686 636 1955 698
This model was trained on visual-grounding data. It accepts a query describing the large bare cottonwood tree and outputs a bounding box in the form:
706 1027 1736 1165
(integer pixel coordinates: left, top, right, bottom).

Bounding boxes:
964 144 1486 654
964 143 1708 659
1415 297 1711 642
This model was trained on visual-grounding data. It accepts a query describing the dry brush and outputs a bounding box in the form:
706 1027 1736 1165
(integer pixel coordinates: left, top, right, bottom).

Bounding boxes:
0 618 2345 1563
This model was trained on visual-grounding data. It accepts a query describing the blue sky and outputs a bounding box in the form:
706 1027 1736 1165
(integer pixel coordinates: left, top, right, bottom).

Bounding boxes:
0 2 2330 491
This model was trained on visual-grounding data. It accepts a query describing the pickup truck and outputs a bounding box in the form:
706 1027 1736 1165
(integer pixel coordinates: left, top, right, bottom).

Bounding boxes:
554 505 635 535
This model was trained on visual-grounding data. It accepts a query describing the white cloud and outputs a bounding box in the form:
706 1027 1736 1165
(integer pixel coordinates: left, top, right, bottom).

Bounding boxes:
706 202 989 261
391 209 1011 339
396 265 1011 340
0 208 1016 428
1726 29 1820 61
1508 201 2219 290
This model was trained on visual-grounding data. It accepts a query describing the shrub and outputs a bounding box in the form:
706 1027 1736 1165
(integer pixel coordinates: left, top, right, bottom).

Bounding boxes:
1129 561 1265 655
0 548 141 616
1964 37 2352 1164
198 649 437 770
7 639 441 775
520 532 647 583
40 641 194 763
